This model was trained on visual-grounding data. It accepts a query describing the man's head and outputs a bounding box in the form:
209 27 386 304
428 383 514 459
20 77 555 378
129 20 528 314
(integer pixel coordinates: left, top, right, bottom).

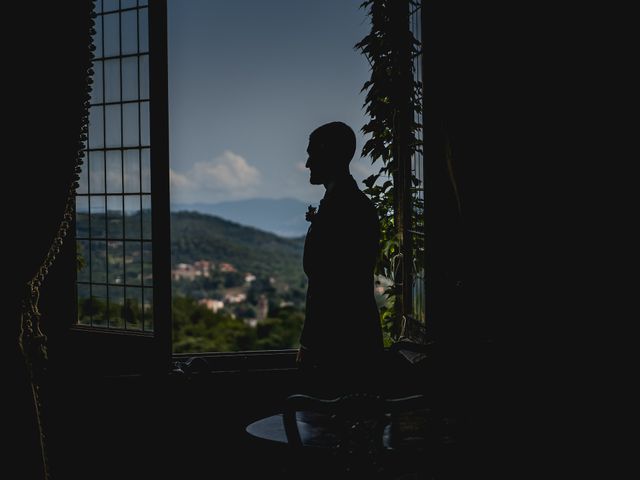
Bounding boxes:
306 122 357 185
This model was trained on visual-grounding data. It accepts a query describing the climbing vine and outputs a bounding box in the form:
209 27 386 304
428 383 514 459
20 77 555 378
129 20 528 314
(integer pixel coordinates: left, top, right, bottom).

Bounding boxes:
355 0 423 343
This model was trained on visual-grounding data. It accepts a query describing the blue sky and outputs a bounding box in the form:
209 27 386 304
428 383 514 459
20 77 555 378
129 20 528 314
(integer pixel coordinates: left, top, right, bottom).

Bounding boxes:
167 0 377 205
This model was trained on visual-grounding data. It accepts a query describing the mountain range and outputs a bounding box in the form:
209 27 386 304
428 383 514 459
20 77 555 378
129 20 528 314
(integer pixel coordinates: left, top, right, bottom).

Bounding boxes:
171 197 312 238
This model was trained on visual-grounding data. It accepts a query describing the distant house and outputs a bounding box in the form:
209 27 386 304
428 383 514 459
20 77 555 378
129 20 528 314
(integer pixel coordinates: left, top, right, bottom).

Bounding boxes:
224 292 247 304
172 260 212 281
256 295 269 322
172 263 197 281
198 298 224 313
244 273 256 283
193 260 212 277
219 262 237 273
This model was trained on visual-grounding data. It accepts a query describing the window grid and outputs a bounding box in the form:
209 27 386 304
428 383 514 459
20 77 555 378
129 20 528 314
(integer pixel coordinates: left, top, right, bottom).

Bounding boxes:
136 1 145 331
92 52 150 62
410 1 425 324
90 98 150 107
78 146 151 151
77 0 152 332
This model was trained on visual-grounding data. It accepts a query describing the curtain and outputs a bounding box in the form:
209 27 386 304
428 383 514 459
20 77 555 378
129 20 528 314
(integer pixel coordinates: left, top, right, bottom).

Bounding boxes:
5 2 94 478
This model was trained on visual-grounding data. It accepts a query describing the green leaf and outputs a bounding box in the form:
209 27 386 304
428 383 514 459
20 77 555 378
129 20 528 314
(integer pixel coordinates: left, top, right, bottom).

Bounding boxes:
363 173 380 189
356 0 424 337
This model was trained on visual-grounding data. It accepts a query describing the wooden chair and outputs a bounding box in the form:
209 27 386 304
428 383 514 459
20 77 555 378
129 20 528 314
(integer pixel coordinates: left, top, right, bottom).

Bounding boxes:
283 393 430 479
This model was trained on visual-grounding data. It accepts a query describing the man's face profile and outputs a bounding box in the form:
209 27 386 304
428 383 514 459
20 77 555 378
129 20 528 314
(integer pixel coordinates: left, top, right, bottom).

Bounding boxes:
305 138 330 185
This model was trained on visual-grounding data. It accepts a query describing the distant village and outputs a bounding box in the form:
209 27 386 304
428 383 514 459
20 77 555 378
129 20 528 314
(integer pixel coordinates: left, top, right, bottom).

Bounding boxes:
172 259 242 281
171 259 295 327
171 258 387 329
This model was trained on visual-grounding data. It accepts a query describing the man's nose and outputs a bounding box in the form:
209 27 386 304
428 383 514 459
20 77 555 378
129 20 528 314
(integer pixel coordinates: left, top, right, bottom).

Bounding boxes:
305 157 311 168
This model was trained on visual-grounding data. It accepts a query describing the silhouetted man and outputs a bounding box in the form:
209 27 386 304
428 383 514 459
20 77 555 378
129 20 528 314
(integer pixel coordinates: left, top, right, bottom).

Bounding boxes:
298 122 383 388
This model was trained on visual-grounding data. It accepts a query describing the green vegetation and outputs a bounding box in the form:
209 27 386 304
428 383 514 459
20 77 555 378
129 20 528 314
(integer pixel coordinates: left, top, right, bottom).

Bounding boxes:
170 211 308 352
77 210 309 352
172 296 304 353
77 295 151 331
356 0 424 341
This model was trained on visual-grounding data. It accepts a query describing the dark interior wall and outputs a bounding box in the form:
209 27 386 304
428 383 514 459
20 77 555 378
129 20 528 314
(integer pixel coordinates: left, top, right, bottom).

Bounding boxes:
422 0 516 344
419 2 522 476
44 370 301 479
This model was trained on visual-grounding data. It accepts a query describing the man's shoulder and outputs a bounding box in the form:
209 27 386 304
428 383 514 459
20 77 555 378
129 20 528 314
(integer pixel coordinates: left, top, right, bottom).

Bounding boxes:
341 190 380 232
353 187 379 217
340 180 373 205
323 179 379 222
330 187 374 212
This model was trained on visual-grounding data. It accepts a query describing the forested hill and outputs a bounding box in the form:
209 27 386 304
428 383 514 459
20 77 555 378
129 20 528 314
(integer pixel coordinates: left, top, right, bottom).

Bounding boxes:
171 197 310 238
170 211 306 282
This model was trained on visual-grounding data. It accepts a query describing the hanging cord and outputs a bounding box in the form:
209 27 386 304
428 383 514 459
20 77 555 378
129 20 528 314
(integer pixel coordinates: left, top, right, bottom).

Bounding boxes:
18 3 96 478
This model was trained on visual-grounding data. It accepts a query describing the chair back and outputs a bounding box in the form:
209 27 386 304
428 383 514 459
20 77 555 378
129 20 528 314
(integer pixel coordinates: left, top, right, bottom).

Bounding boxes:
283 393 428 478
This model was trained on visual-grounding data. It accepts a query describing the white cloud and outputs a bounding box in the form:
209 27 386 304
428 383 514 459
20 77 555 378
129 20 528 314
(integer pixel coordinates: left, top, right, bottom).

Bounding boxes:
295 161 307 172
170 150 262 203
170 169 192 189
192 150 260 189
351 159 378 179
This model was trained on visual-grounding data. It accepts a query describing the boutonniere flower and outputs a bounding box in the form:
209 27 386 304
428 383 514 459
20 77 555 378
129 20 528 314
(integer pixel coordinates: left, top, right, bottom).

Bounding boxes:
305 205 317 222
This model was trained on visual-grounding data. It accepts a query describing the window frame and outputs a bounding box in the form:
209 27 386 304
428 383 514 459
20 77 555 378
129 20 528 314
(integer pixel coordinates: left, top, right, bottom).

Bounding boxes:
61 0 172 375
60 0 429 375
147 0 172 372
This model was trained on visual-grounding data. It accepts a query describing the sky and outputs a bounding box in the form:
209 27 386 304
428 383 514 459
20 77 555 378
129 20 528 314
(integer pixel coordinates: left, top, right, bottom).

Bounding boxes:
167 0 378 206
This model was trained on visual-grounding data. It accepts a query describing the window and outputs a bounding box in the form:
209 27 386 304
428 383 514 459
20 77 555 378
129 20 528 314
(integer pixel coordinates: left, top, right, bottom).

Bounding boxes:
77 0 153 330
72 0 171 370
71 0 426 368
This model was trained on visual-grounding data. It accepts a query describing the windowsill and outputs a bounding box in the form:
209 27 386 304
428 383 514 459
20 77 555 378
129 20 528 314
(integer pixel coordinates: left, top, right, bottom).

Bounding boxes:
62 326 299 375
172 349 298 374
70 324 154 338
63 325 425 378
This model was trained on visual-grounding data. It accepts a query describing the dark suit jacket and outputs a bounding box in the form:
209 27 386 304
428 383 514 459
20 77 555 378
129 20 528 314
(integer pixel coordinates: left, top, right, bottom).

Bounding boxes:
300 175 384 368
